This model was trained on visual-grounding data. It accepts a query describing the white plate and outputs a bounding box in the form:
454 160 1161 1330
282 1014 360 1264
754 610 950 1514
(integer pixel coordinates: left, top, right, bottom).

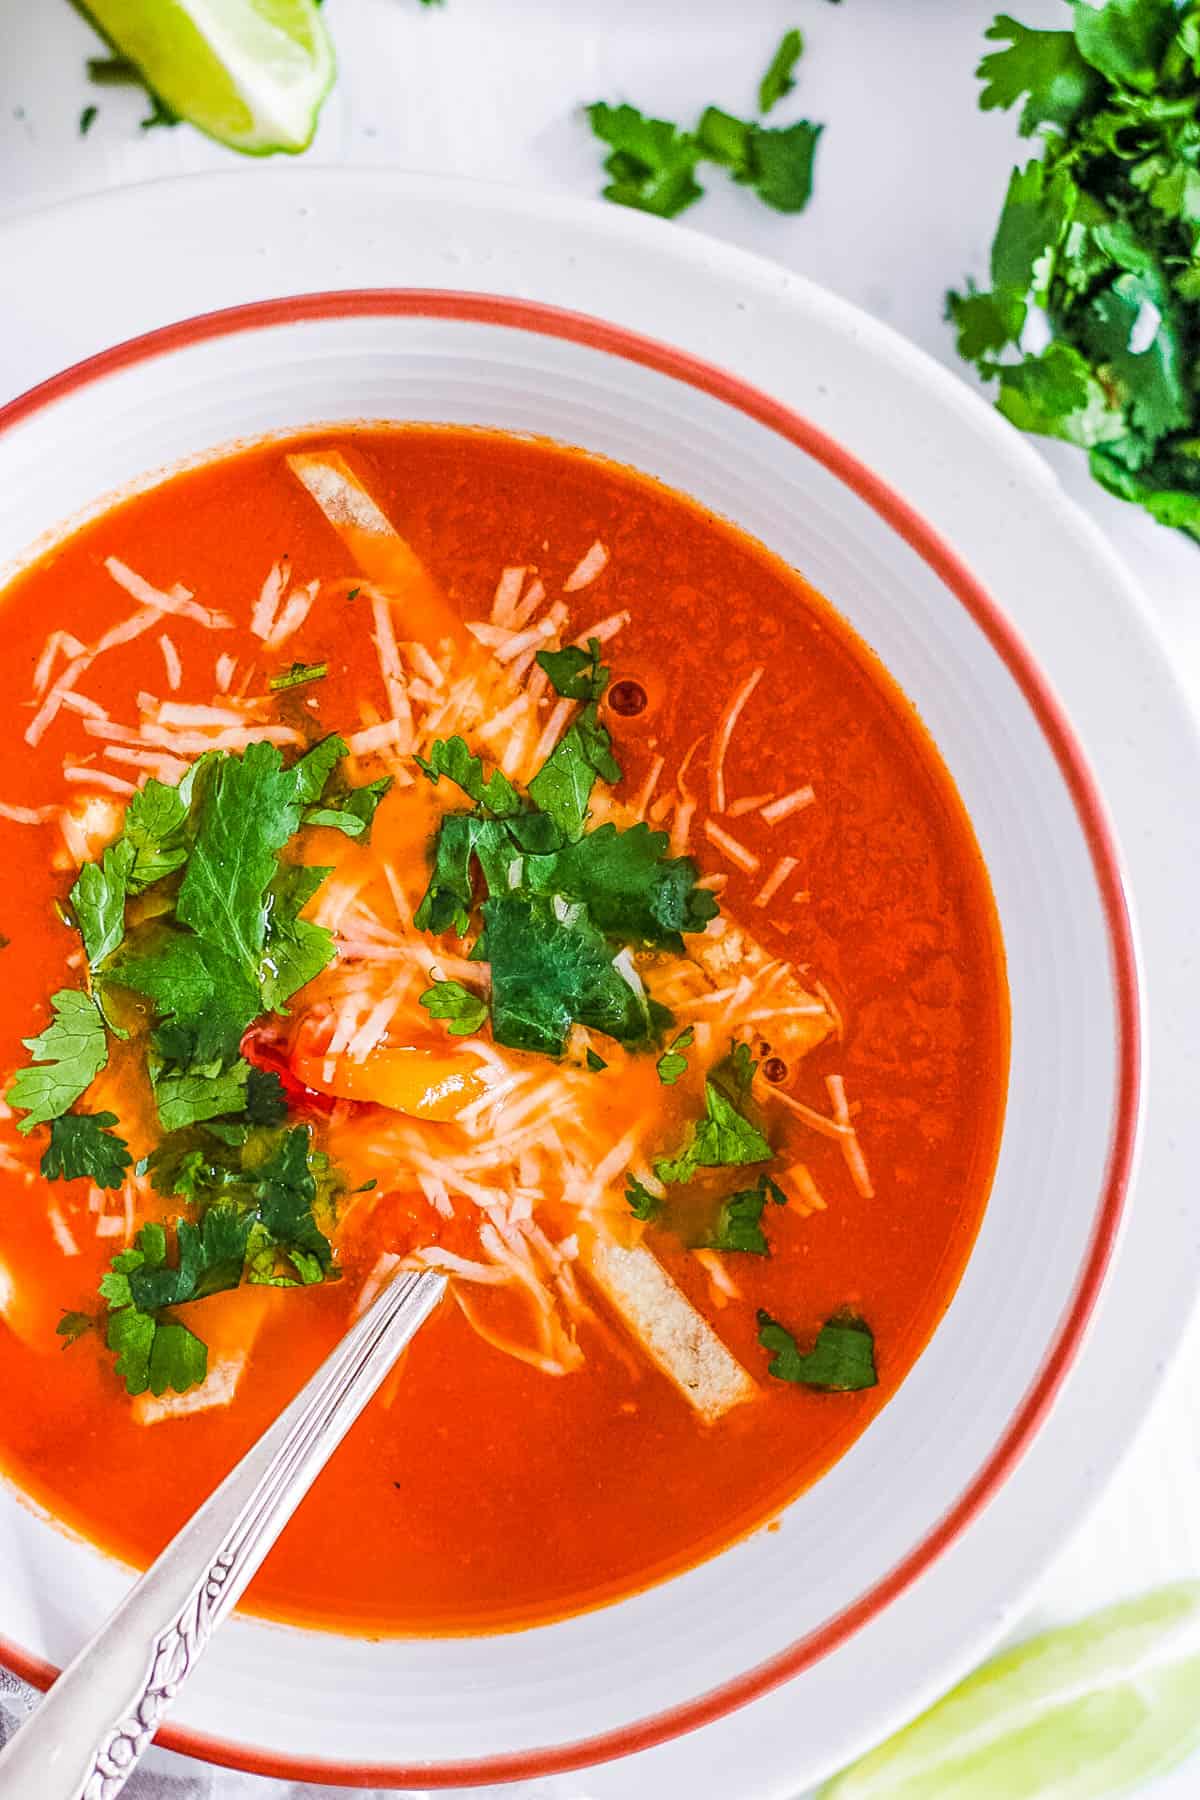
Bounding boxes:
0 171 1197 1799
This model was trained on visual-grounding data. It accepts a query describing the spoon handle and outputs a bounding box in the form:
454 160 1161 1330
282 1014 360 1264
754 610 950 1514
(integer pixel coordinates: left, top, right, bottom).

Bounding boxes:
0 1267 446 1800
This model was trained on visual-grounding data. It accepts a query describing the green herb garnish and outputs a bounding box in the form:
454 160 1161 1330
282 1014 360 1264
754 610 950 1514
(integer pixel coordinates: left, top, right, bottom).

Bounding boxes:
655 1075 773 1184
8 991 109 1131
527 702 621 839
704 1172 788 1255
586 27 826 220
759 27 804 114
414 736 522 815
56 1310 94 1348
626 1174 664 1221
951 2 1200 541
757 1310 878 1390
41 1111 131 1188
477 895 660 1059
419 978 488 1037
535 637 609 701
657 1026 695 1086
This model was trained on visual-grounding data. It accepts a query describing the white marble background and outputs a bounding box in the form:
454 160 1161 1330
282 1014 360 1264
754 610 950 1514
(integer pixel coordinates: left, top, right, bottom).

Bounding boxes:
2 2 1200 1795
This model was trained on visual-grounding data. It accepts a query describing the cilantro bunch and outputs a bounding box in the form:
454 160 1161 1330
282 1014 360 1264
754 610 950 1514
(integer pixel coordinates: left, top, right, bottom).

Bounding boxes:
952 0 1200 539
412 642 718 1059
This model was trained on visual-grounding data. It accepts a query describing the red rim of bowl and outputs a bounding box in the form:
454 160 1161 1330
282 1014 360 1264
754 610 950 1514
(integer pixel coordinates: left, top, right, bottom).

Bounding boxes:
0 290 1141 1789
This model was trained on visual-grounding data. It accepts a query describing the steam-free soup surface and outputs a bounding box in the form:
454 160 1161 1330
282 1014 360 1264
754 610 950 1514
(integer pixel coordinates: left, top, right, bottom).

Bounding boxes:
0 429 1006 1632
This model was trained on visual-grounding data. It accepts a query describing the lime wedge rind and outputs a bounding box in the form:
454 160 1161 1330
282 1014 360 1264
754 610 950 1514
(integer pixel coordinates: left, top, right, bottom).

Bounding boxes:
820 1583 1200 1799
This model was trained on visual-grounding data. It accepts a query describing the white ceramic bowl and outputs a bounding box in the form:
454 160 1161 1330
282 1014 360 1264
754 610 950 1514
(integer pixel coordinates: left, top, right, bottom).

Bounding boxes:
0 292 1137 1787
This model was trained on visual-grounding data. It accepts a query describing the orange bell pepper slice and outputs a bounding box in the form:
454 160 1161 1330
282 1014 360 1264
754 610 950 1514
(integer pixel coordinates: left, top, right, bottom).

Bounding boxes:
290 1044 488 1122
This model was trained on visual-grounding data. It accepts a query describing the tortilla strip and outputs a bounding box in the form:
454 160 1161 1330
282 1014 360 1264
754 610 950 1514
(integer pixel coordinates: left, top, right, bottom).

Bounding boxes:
584 1240 757 1423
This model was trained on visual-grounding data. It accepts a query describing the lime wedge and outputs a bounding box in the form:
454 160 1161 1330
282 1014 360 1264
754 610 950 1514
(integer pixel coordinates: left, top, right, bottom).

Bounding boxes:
80 0 335 155
821 1585 1200 1799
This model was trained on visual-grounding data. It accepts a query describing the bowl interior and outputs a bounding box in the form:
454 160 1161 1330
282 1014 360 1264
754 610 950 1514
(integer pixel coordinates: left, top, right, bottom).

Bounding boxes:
0 303 1126 1773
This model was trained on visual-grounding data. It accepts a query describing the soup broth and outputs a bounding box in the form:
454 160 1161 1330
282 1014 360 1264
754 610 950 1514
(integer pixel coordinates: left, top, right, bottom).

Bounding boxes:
0 428 1007 1632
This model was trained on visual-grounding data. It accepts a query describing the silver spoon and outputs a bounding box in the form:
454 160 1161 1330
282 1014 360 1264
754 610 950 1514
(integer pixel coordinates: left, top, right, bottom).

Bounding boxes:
0 1266 446 1799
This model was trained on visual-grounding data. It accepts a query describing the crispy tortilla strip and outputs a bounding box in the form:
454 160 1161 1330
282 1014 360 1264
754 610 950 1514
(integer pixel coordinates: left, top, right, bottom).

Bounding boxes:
286 451 469 649
584 1240 757 1423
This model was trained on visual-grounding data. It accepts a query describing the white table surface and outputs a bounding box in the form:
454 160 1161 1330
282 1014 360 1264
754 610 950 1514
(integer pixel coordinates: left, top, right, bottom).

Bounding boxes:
3 3 1200 1796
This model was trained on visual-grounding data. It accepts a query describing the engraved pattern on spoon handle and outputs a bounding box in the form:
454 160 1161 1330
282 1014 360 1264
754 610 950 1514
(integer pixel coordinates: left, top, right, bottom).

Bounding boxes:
0 1268 445 1800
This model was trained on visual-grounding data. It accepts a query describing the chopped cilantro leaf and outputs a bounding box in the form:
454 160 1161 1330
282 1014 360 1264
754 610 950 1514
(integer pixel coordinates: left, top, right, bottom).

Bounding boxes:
528 703 621 839
703 1172 787 1255
414 811 511 936
303 775 392 840
757 1310 878 1391
527 822 718 949
759 27 804 114
587 24 830 223
41 1111 131 1188
70 838 134 970
716 1039 757 1104
289 734 348 805
8 990 108 1131
585 102 704 219
107 1305 206 1398
176 741 302 982
419 978 488 1036
121 777 190 891
100 1123 339 1395
114 930 262 1068
745 120 823 213
57 1309 93 1347
79 103 98 136
152 1059 252 1133
260 864 336 1013
414 737 522 816
123 1207 253 1312
586 1048 608 1072
270 661 328 691
655 1072 771 1185
535 638 609 701
478 894 657 1057
626 1174 663 1221
657 1026 695 1086
1072 0 1174 94
245 1066 288 1124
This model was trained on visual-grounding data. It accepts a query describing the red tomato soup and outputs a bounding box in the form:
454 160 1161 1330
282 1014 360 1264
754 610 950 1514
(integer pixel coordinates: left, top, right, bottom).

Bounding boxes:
0 428 1007 1633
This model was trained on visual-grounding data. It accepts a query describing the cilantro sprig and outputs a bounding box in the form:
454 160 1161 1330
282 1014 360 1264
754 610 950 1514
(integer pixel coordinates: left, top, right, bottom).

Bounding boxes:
585 27 825 220
952 1 1200 541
